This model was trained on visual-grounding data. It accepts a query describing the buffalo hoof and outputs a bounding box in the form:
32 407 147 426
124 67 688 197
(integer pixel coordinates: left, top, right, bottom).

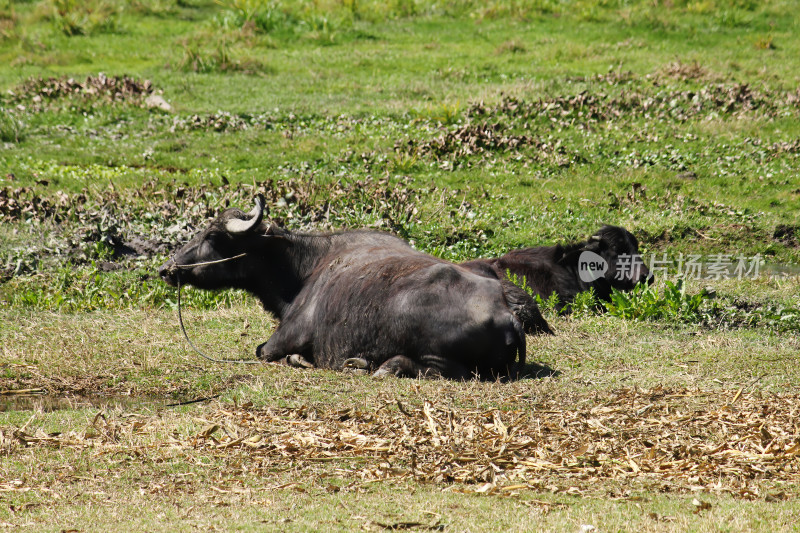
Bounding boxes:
342 357 370 375
287 354 315 369
372 355 419 379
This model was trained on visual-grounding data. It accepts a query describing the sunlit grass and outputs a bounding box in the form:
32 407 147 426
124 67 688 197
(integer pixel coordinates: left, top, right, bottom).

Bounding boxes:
1 1 800 530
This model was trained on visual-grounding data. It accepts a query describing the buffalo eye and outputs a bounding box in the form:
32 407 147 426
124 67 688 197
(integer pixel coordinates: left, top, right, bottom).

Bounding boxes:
199 233 224 254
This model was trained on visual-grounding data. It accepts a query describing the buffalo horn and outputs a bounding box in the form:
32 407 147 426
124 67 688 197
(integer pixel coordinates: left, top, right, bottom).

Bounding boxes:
225 196 264 234
589 235 602 242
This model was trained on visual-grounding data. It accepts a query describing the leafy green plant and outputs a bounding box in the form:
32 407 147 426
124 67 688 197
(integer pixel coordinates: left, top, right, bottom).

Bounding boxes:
507 269 561 318
50 0 87 35
180 42 217 73
699 297 800 333
415 101 463 125
506 271 530 293
302 11 341 44
748 305 800 332
129 0 179 17
753 34 775 49
532 292 561 318
386 152 419 174
604 280 710 322
507 270 601 318
567 287 600 317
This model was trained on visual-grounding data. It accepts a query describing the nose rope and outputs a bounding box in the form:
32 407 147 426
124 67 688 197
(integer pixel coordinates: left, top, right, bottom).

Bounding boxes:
167 252 248 272
176 271 262 365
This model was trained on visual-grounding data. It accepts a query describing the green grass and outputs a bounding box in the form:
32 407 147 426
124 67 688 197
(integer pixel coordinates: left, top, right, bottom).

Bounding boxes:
2 0 800 530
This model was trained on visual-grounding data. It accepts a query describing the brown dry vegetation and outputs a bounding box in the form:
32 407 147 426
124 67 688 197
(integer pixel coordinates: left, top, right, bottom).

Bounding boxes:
2 377 800 531
8 387 799 496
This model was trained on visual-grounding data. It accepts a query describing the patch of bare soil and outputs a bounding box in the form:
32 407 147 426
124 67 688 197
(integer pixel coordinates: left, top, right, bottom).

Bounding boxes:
3 387 798 498
773 224 800 247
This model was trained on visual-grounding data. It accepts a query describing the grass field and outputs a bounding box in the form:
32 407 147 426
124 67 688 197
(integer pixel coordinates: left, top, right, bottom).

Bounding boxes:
2 0 800 530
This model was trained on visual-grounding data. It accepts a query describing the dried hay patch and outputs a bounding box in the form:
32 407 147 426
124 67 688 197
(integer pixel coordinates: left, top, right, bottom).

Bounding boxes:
3 387 799 499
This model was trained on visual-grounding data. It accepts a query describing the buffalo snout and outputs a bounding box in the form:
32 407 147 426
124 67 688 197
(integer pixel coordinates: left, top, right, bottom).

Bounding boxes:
636 261 653 286
158 259 178 287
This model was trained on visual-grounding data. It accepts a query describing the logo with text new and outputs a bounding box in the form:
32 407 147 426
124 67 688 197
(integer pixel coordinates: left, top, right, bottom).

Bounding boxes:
578 251 608 283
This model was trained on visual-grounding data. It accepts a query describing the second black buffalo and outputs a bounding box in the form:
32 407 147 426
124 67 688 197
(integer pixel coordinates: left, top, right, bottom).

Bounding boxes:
461 225 652 308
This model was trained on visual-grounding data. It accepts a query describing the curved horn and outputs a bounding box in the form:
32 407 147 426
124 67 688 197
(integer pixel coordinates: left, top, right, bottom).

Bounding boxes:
225 196 264 234
589 235 602 242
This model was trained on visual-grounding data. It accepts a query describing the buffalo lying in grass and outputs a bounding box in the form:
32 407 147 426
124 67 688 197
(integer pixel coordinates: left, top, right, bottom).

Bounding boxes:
461 225 652 309
159 197 551 380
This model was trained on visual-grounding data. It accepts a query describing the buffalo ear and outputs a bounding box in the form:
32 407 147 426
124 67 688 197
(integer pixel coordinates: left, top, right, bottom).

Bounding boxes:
262 223 292 245
556 238 603 267
583 237 606 252
226 196 265 234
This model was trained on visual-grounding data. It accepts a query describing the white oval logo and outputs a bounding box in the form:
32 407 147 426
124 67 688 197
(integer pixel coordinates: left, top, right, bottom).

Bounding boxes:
578 251 608 283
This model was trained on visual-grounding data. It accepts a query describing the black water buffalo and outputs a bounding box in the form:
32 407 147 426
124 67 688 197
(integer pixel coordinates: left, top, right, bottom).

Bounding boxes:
461 225 652 308
159 196 547 380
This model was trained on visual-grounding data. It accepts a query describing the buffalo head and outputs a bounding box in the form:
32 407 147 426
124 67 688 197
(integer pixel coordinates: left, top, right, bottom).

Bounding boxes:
158 196 268 290
566 225 652 293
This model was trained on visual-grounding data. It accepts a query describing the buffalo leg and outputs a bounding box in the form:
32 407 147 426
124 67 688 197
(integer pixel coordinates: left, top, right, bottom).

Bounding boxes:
287 354 314 368
256 329 313 365
373 355 472 380
500 280 553 335
373 355 419 378
260 353 315 368
342 357 370 375
256 340 287 363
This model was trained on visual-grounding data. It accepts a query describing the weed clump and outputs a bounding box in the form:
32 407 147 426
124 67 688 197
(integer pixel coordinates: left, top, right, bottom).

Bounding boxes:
0 173 422 276
213 0 350 44
0 0 18 40
605 280 709 322
397 122 536 165
0 265 249 311
171 111 254 132
468 83 799 127
215 0 300 35
0 108 26 143
7 74 155 110
49 0 121 36
177 38 268 74
657 59 713 82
